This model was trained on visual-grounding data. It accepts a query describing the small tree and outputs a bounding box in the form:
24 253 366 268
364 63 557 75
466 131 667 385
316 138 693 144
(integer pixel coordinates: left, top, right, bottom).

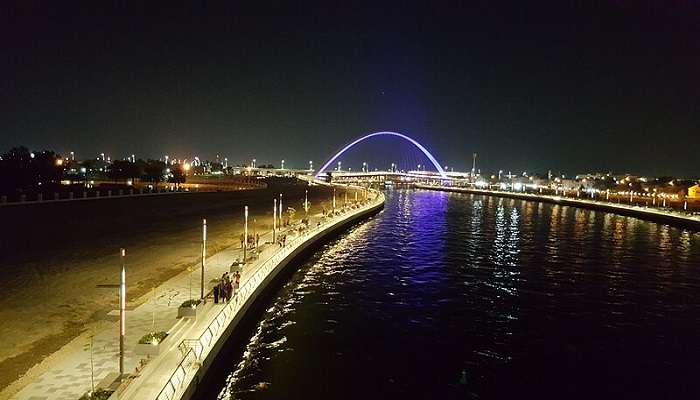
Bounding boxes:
144 159 166 185
83 334 95 394
168 164 186 189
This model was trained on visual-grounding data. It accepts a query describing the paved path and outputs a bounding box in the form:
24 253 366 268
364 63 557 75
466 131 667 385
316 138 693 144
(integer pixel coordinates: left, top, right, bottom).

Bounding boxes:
11 216 316 400
119 195 383 400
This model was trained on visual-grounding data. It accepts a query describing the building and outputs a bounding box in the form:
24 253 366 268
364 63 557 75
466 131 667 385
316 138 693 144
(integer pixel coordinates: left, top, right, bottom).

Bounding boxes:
688 184 700 199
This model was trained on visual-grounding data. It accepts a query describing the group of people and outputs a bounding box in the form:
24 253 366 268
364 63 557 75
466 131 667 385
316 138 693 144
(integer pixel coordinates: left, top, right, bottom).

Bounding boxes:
213 271 241 304
239 233 260 249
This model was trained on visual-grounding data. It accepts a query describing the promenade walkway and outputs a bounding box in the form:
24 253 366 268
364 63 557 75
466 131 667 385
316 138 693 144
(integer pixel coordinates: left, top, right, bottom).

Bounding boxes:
417 184 700 229
11 191 383 400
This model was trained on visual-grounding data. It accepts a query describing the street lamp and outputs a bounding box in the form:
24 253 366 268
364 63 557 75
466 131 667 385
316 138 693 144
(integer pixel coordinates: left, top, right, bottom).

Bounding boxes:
273 198 277 243
309 160 313 171
281 159 285 170
304 189 309 215
243 206 248 261
119 249 125 378
279 193 283 227
333 187 336 212
96 250 127 379
201 219 206 299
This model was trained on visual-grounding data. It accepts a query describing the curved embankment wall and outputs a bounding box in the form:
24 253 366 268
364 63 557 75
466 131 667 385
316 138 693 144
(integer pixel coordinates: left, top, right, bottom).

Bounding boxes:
417 184 700 231
179 199 385 400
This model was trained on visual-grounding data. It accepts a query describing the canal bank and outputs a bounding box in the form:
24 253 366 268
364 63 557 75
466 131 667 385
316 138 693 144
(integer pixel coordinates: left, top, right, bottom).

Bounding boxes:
118 190 384 400
416 184 700 231
204 189 700 400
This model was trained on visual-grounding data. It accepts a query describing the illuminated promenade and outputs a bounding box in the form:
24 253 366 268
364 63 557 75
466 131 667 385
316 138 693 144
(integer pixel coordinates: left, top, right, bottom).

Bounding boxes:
417 183 700 230
9 187 383 400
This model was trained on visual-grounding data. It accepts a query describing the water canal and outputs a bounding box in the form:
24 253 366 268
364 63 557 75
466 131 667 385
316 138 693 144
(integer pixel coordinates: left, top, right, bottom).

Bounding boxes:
199 189 700 399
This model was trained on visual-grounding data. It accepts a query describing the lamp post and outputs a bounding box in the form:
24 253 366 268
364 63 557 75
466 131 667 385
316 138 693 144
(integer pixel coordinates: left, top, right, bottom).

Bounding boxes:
304 189 309 215
333 187 336 213
243 206 248 261
119 249 125 378
344 190 348 207
279 193 283 227
309 160 313 171
273 198 277 243
96 250 127 379
201 219 206 299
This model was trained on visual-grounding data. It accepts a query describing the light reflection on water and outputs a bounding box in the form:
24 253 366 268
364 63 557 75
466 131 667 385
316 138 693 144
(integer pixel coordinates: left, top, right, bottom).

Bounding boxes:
209 189 700 400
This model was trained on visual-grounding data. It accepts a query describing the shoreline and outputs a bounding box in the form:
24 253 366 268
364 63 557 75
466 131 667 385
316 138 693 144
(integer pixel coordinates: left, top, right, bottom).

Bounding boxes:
416 184 700 231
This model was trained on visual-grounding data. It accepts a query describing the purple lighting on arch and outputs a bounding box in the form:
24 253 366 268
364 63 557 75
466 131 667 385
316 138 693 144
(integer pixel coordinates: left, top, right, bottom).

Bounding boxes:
315 131 448 179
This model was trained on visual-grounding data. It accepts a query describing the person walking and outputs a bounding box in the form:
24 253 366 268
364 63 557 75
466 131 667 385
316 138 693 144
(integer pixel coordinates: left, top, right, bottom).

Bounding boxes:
226 278 233 302
234 271 241 295
239 233 245 249
255 233 260 248
222 273 230 302
213 282 220 304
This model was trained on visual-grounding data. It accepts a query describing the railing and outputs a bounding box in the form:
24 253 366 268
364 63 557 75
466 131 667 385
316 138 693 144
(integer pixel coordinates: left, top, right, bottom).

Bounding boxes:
155 191 383 400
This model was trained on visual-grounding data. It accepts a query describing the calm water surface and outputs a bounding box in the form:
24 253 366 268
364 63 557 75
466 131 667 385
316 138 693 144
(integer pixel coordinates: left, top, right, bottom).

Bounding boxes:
206 189 700 399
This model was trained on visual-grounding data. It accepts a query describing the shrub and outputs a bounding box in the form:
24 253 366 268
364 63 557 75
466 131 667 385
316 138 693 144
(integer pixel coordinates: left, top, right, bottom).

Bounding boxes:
138 331 168 345
79 389 114 400
180 299 201 308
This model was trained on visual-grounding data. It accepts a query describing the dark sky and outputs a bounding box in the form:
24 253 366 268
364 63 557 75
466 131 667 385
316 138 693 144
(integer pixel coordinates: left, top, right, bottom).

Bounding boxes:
1 2 699 176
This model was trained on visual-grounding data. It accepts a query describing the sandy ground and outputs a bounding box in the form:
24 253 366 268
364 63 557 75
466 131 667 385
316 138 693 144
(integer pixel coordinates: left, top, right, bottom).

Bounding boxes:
0 180 350 393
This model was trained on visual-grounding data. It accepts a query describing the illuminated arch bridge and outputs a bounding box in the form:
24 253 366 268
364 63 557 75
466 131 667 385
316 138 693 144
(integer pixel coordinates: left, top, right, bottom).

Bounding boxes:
315 131 449 180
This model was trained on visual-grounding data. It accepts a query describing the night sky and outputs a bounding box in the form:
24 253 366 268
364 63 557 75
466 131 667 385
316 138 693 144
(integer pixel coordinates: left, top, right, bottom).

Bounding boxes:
1 3 698 176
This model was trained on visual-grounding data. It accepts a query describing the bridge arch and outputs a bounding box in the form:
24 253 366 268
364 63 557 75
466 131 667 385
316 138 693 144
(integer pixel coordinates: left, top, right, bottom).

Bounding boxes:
315 131 448 179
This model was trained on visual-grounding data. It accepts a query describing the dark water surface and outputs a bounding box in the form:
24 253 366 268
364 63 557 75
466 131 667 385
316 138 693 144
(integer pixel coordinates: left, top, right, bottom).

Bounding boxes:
205 189 700 399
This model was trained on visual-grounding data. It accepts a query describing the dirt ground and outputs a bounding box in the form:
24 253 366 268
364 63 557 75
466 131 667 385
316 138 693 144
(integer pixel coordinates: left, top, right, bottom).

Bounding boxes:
0 180 350 392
